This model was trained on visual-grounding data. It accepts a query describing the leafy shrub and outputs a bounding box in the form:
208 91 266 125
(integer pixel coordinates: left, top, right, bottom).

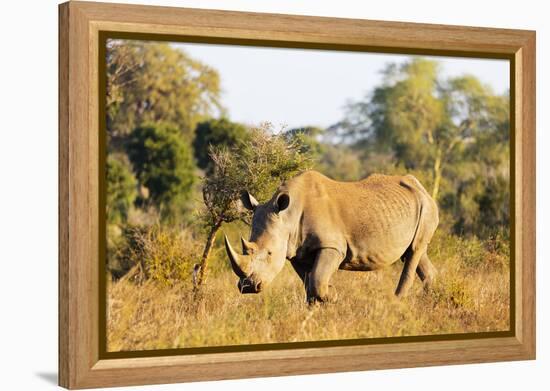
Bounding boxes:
126 123 196 222
201 122 314 226
193 118 249 173
283 126 325 160
430 230 508 271
108 225 146 280
317 144 364 181
482 232 510 270
431 276 475 311
106 155 137 224
456 236 487 269
111 225 201 286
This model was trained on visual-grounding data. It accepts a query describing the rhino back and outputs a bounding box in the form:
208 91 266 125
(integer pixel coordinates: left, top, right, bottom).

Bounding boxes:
286 171 422 268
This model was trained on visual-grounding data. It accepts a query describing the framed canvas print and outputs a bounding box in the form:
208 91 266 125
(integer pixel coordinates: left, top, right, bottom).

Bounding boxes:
58 1 536 389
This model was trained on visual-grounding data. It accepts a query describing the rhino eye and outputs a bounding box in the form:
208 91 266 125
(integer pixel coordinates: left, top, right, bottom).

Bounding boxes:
267 251 272 256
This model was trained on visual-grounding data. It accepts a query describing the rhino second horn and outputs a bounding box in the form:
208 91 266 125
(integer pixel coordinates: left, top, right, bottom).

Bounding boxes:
241 237 254 255
224 234 250 279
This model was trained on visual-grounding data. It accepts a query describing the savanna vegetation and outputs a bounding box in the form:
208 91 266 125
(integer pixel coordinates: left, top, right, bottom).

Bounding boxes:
105 40 510 352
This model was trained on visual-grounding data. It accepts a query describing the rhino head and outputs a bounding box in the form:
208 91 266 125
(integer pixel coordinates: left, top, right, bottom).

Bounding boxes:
225 190 292 294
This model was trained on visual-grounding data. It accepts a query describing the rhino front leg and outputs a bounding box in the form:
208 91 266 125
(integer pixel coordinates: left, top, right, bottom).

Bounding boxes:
290 259 311 292
308 248 344 304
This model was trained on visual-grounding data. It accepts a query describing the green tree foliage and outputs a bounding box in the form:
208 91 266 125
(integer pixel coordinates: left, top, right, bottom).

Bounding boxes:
106 155 137 224
106 40 223 139
334 58 509 237
193 118 249 173
194 123 313 287
126 123 196 222
284 127 366 181
317 145 364 181
283 126 325 160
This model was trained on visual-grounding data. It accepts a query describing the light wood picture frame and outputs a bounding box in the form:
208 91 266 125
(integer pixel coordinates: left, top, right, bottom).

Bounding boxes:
59 1 536 389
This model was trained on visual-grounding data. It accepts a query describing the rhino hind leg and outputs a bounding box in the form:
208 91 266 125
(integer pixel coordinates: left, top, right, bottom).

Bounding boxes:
416 252 437 290
308 248 343 304
395 201 438 298
400 250 437 289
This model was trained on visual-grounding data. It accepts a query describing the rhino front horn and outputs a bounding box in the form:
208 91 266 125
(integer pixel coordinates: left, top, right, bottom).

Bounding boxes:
224 234 251 279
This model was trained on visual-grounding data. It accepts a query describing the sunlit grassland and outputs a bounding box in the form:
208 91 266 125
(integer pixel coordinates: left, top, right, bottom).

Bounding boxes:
106 229 509 352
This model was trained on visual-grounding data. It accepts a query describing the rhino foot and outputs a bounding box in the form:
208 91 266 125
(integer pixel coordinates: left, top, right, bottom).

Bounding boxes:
307 285 338 305
422 277 436 293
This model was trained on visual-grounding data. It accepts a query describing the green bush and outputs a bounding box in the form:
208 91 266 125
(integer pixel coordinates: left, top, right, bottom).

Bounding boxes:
126 123 196 222
193 118 249 173
283 127 325 160
106 155 137 224
317 144 364 181
108 225 145 280
430 230 509 275
431 275 475 311
111 224 201 286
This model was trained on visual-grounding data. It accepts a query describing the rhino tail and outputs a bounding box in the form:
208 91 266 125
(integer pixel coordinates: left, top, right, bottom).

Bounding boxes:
400 174 431 199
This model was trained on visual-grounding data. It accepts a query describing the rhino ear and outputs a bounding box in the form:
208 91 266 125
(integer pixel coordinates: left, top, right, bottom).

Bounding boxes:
241 191 259 211
276 192 290 212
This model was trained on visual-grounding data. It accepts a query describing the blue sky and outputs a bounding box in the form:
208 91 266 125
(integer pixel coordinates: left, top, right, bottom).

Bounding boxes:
173 42 509 130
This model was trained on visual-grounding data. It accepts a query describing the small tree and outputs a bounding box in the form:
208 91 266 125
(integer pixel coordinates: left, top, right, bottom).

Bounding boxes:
194 123 313 288
106 155 137 224
126 123 196 223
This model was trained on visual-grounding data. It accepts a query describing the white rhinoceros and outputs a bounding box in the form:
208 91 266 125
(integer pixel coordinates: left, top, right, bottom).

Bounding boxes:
225 170 439 303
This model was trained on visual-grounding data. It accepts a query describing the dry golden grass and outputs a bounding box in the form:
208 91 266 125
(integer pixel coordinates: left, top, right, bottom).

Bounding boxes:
106 230 509 352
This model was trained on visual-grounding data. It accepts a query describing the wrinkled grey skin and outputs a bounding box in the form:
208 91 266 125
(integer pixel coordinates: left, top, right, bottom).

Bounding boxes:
225 170 439 304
